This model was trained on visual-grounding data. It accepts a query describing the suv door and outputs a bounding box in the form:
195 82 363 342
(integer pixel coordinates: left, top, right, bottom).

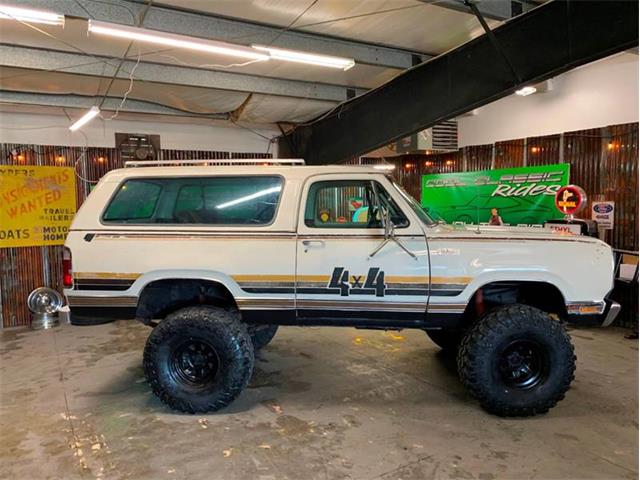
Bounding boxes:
295 174 429 325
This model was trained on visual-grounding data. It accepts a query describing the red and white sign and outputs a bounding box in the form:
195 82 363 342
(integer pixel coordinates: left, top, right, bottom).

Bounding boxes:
555 185 586 215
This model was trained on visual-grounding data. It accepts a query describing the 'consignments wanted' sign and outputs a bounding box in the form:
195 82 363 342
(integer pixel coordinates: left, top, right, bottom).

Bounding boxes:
0 166 76 248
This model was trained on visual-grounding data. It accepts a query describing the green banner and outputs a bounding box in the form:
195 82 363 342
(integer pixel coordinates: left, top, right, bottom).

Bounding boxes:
421 163 570 225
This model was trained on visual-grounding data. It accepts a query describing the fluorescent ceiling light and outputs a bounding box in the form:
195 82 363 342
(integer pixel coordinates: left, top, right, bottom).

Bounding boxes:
253 45 355 70
515 86 537 96
217 186 282 209
69 106 100 131
89 20 269 61
0 5 64 26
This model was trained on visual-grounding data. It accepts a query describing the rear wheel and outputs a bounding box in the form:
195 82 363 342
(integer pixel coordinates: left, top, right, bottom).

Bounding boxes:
425 329 464 353
247 324 279 350
457 304 575 417
143 306 254 413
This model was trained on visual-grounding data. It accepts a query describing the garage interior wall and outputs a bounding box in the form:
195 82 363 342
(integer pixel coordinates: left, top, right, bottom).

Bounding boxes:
364 121 638 251
458 52 639 147
0 112 279 153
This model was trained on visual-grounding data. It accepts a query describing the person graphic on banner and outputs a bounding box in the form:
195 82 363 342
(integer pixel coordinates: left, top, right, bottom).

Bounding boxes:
489 208 504 226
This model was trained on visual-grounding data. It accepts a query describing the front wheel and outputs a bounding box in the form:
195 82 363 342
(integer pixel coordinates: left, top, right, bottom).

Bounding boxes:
143 306 254 413
457 304 576 417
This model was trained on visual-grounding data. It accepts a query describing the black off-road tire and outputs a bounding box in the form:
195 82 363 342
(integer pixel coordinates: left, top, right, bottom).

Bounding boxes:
247 324 279 350
426 329 464 353
457 304 576 417
143 306 254 414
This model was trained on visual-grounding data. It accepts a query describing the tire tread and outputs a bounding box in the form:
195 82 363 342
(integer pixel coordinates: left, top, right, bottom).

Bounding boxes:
457 304 576 417
143 306 254 414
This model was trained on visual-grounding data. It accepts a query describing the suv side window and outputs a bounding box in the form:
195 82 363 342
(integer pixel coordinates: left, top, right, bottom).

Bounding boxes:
103 176 283 225
102 180 162 222
304 180 408 228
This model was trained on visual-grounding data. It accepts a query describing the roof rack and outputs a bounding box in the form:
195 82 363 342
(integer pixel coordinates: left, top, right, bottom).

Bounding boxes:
124 159 305 167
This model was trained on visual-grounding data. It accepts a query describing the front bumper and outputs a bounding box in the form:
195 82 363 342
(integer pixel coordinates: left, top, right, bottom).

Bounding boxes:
601 299 621 327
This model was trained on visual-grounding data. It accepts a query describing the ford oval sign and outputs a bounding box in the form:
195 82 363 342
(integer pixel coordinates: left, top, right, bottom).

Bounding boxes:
593 203 614 214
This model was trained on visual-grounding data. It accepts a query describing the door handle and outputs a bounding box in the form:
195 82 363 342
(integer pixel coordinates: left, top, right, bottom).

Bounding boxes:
302 239 324 252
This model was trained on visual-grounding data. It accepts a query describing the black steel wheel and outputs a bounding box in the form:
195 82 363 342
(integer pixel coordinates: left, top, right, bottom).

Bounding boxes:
169 339 220 388
498 339 549 390
143 306 254 413
457 304 576 417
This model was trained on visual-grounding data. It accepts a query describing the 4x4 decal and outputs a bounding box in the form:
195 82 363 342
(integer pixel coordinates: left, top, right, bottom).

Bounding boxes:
328 267 386 297
234 273 466 297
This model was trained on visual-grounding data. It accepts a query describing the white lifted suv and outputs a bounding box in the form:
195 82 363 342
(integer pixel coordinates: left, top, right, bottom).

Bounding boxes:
63 159 619 417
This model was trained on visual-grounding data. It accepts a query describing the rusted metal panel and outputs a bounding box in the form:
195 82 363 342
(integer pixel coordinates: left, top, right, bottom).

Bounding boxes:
465 145 493 172
495 139 524 169
526 134 561 166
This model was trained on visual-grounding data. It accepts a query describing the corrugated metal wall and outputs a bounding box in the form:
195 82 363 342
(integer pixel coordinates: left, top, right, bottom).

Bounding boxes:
0 145 272 328
495 139 524 169
362 122 637 253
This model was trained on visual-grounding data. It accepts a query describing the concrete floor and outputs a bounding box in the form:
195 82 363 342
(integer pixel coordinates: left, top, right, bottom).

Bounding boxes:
0 321 637 480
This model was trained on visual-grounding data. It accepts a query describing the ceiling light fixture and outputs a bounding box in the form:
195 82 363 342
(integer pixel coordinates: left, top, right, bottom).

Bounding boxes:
515 86 537 96
88 20 269 61
252 45 355 70
69 106 100 131
373 164 395 170
0 5 64 26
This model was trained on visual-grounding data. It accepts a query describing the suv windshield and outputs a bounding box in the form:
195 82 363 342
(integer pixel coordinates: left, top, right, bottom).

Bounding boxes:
390 180 436 226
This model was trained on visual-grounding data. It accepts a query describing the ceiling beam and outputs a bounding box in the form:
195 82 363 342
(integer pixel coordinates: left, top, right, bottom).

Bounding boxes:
427 0 515 21
11 0 428 69
0 44 363 103
0 90 229 118
280 0 639 164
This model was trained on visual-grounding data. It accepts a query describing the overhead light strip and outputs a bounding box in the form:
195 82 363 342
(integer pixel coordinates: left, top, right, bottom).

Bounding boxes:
515 86 537 96
69 106 100 131
0 5 64 26
253 45 355 70
88 20 270 61
87 20 356 69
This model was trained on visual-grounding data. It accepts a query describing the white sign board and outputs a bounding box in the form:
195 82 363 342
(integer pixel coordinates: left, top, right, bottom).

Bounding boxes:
545 223 582 235
591 201 614 230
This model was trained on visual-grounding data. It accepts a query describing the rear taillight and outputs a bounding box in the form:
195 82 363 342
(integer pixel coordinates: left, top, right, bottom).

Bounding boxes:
62 247 73 288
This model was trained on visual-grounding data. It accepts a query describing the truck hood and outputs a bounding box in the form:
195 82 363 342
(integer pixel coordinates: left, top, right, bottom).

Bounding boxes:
427 223 604 244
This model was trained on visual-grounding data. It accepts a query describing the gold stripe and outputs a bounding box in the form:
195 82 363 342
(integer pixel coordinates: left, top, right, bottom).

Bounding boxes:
431 276 472 284
385 275 429 284
74 272 141 280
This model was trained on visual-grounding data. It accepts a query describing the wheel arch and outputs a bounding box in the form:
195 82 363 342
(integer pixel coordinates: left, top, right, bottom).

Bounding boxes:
136 277 238 321
462 280 568 323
